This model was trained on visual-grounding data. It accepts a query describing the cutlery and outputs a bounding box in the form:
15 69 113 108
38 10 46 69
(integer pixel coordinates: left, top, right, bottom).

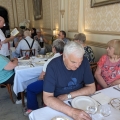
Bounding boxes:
113 87 120 92
89 92 101 106
90 92 101 97
68 101 72 107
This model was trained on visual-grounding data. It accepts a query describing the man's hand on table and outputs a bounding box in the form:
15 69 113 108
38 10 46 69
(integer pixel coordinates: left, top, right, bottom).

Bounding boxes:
57 94 92 120
71 108 92 120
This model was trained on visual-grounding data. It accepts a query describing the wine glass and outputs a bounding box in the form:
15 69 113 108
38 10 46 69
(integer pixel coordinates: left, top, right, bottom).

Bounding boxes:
99 104 111 117
86 106 97 119
31 56 35 62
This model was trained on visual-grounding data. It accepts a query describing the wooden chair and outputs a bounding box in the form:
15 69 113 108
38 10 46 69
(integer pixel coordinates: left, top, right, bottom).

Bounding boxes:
20 49 35 57
0 84 14 103
90 62 98 89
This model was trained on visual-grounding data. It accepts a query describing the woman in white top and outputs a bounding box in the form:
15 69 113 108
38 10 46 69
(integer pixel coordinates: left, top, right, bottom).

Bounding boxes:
0 15 14 57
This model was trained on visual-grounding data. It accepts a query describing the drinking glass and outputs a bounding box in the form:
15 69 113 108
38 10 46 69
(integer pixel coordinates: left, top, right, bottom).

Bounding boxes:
86 106 97 119
31 56 35 62
99 104 111 117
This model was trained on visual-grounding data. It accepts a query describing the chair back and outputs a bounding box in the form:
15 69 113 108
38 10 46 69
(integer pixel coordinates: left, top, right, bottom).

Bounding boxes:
90 62 98 89
20 49 35 57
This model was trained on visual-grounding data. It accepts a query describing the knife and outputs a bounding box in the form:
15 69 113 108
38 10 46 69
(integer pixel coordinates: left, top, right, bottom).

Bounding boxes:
68 101 72 107
90 92 101 97
113 87 120 92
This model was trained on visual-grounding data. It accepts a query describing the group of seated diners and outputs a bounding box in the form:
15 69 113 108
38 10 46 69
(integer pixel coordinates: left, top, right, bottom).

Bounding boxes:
1 29 120 119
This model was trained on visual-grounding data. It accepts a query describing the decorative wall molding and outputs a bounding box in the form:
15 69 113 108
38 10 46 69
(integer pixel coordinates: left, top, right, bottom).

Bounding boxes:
85 30 120 35
86 41 107 49
84 0 120 34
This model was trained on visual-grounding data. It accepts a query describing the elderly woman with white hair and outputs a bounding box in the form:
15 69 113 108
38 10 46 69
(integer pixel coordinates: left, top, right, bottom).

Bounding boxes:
24 39 65 116
12 30 41 58
74 33 95 63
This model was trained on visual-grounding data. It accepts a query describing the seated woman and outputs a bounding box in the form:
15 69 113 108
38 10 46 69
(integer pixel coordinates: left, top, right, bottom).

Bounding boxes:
0 55 21 99
95 39 120 90
74 33 95 63
0 55 18 84
34 29 48 48
24 39 65 116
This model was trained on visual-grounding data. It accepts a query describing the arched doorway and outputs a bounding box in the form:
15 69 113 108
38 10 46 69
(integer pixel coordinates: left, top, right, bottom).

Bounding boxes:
0 6 10 38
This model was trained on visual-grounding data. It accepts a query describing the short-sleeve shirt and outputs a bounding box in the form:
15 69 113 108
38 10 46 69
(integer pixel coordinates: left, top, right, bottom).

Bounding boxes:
0 29 9 56
0 55 14 83
84 46 95 63
43 56 94 97
97 54 120 85
43 53 61 72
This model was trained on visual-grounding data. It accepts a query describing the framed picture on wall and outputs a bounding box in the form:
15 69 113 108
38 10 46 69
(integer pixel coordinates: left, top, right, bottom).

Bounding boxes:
91 0 120 8
33 0 43 20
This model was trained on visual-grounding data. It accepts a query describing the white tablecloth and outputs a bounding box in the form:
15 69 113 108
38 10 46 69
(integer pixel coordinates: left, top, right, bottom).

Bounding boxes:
29 86 120 120
13 64 43 95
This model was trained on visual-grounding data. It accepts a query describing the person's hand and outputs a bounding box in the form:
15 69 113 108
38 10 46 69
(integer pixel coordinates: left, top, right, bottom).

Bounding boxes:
10 36 15 40
71 108 92 120
38 71 45 80
13 58 18 61
57 94 68 101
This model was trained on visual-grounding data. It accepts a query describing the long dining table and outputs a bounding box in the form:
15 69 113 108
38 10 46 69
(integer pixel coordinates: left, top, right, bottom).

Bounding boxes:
29 86 120 120
13 57 47 106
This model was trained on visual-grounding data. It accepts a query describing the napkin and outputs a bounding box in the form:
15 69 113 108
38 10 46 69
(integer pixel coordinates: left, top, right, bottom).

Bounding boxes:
91 93 111 105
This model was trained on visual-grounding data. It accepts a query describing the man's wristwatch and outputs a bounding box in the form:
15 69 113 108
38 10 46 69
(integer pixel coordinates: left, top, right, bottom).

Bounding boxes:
67 93 72 99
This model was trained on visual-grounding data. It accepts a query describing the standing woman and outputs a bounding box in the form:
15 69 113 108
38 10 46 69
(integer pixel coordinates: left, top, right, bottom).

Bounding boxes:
95 39 120 90
0 14 14 57
34 29 48 48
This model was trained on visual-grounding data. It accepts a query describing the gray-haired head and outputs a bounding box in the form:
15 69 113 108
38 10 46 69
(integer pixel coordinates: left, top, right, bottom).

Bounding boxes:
63 41 85 58
74 33 86 44
24 30 31 37
53 39 65 53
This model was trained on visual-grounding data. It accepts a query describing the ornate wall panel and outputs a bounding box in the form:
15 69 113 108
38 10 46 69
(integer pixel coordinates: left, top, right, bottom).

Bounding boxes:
68 0 79 31
52 0 60 29
42 0 51 29
0 0 14 28
15 0 26 25
85 0 120 33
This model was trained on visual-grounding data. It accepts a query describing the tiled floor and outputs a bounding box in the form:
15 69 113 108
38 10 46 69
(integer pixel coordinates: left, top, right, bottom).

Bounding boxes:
0 87 42 120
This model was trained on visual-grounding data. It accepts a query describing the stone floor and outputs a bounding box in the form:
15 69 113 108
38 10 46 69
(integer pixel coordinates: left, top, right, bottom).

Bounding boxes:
0 87 42 120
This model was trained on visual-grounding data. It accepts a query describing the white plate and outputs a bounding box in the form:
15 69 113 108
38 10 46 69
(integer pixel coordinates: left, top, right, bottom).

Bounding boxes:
71 96 98 111
51 116 69 120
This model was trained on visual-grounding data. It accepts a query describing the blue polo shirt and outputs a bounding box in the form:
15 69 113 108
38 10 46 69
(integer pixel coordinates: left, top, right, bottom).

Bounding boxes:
43 55 94 97
0 55 14 83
